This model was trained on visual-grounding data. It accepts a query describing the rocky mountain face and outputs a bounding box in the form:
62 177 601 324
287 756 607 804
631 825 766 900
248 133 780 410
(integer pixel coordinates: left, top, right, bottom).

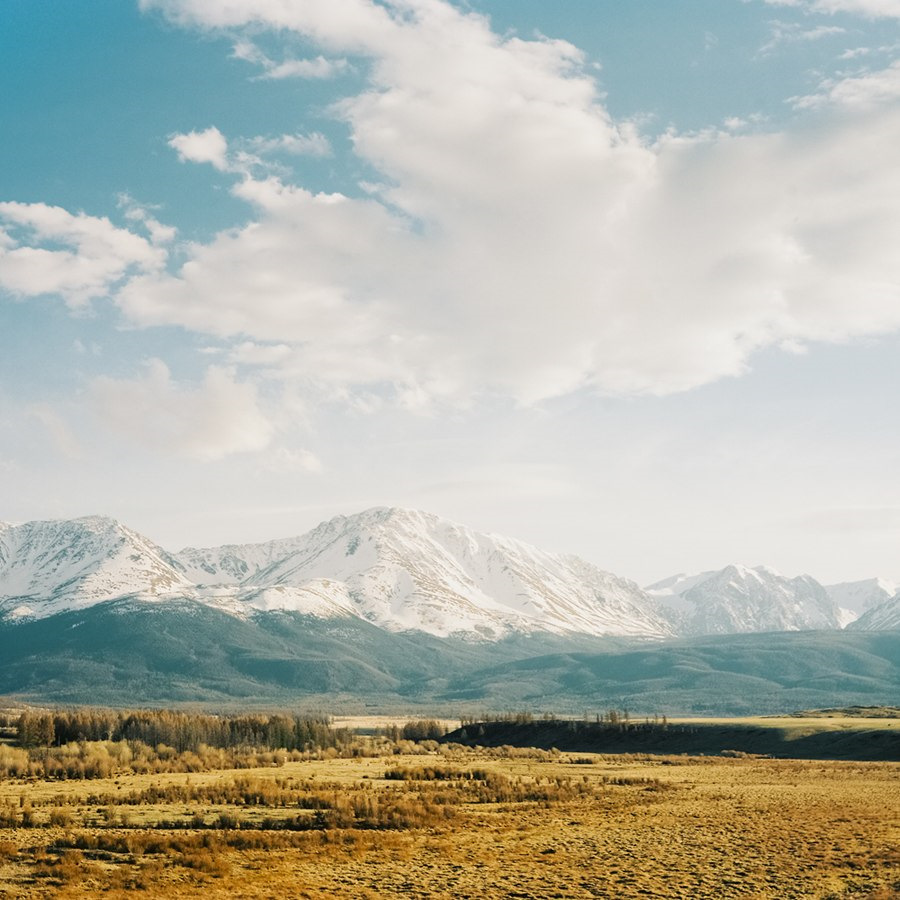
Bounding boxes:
646 565 844 635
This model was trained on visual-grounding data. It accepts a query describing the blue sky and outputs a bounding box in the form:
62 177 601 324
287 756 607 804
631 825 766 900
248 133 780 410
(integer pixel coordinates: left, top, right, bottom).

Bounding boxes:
1 0 899 585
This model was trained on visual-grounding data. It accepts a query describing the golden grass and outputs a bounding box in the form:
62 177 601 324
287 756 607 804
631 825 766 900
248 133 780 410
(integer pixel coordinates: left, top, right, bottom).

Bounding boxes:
331 715 461 732
668 714 900 731
0 748 897 898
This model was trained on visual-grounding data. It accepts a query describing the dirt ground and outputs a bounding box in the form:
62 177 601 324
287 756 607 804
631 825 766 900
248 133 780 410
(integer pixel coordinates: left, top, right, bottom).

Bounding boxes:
0 751 897 899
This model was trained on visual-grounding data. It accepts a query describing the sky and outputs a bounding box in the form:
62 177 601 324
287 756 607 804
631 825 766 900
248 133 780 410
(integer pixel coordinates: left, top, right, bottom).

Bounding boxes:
1 0 899 586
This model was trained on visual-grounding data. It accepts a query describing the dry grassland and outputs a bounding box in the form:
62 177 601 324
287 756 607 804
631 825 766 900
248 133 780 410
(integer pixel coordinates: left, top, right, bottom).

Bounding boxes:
668 715 900 731
0 746 897 899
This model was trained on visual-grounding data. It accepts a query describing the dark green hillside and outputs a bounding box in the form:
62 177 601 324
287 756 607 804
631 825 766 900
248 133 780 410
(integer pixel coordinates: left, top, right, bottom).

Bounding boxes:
430 631 900 715
0 602 633 707
0 604 897 714
0 599 490 705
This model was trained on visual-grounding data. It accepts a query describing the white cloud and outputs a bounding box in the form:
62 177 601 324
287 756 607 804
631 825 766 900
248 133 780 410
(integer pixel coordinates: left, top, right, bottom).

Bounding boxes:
839 41 900 58
264 57 349 79
763 0 900 16
232 41 349 80
89 359 275 460
248 132 332 157
790 506 900 533
759 21 846 55
168 126 230 170
230 342 294 366
0 202 164 306
791 58 900 107
118 193 177 245
119 0 900 405
169 126 331 179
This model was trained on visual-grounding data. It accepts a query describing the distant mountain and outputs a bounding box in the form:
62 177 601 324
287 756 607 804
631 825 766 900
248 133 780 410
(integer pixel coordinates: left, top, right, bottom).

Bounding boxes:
1 509 897 710
4 511 895 642
0 516 191 620
826 578 897 626
175 507 674 640
646 564 843 635
1 508 672 641
848 593 900 631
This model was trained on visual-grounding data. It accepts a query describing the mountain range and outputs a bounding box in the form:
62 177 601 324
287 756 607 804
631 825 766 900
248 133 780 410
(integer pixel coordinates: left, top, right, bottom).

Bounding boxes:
0 508 897 710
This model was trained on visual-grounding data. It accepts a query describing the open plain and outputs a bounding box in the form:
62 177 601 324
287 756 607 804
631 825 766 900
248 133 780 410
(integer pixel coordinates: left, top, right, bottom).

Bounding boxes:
0 731 897 899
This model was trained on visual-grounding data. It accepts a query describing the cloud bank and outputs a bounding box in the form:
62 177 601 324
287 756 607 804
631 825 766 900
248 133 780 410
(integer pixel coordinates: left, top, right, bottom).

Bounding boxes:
126 0 900 405
4 0 900 457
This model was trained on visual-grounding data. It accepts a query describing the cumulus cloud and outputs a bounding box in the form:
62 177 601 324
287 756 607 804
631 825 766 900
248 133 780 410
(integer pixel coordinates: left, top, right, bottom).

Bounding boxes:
89 359 275 460
3 0 896 414
168 126 230 170
0 202 164 306
119 0 900 405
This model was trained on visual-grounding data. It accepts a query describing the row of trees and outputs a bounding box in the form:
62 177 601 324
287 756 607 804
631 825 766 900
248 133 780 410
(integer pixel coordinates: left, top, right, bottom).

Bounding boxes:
15 709 351 753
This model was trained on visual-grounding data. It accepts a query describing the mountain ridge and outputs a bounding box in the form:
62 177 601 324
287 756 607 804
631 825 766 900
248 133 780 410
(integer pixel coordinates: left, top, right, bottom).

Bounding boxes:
0 508 672 640
646 564 844 635
1 508 896 710
1 508 896 640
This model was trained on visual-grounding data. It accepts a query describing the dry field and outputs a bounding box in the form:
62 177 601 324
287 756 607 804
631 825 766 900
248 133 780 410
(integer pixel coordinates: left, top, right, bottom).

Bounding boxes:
0 744 897 899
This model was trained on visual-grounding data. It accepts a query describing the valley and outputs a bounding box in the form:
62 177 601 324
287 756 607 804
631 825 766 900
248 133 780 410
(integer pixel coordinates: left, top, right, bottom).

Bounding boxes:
0 711 897 898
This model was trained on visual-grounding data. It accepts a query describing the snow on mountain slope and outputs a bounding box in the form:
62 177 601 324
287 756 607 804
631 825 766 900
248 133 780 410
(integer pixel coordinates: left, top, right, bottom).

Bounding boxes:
175 535 316 585
645 571 718 615
0 516 192 619
3 509 866 640
177 508 675 640
847 592 900 631
646 564 842 635
825 578 897 626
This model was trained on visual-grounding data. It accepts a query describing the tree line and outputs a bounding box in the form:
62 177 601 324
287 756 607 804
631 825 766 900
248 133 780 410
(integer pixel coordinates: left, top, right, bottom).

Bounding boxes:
14 709 351 753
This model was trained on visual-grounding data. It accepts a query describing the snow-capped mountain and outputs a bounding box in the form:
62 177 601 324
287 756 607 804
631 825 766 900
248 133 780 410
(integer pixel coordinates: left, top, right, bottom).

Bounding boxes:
177 507 674 640
848 592 900 631
646 564 843 635
825 578 897 626
3 510 893 640
0 516 192 619
0 508 672 640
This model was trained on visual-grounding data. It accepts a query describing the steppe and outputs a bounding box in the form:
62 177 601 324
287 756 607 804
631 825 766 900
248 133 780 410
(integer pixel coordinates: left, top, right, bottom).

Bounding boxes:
0 710 897 899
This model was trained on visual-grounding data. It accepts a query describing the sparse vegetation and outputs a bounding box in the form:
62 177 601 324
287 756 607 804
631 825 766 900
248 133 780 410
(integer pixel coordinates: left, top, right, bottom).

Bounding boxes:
0 708 897 897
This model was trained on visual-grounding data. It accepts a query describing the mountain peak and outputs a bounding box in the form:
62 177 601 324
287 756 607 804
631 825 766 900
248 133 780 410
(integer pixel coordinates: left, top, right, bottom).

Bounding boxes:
0 516 192 618
648 563 841 635
3 509 674 641
2 510 893 639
